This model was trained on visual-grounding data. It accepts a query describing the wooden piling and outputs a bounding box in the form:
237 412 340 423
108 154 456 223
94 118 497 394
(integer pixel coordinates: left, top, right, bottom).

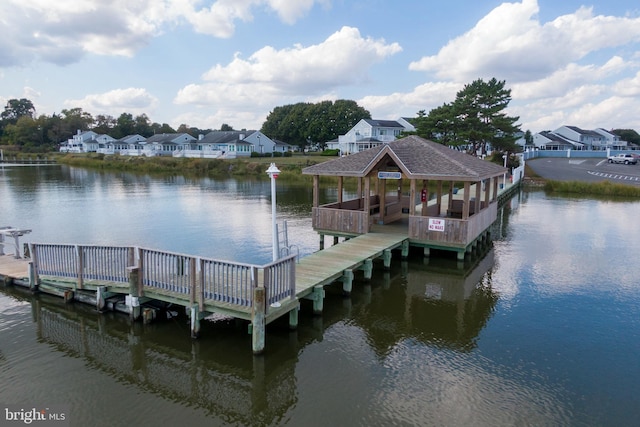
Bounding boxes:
362 258 373 281
252 286 266 355
383 249 392 270
190 305 200 338
341 269 354 296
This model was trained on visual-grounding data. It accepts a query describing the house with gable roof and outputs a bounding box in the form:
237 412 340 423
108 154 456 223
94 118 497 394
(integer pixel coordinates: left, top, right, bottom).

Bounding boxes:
99 134 147 155
59 129 115 153
531 126 629 151
144 133 196 156
188 130 276 158
328 118 416 155
533 131 583 150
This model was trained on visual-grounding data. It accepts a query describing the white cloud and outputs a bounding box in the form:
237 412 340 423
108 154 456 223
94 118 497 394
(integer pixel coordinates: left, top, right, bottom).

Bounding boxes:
65 88 159 116
408 0 640 84
511 56 628 101
358 81 462 120
0 0 329 66
174 26 402 120
266 0 329 24
612 70 640 97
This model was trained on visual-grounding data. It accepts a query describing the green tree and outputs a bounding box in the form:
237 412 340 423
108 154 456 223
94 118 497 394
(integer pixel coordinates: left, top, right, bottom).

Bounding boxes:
133 114 153 137
1 98 36 123
524 130 533 147
1 98 37 140
93 114 116 135
417 78 520 156
59 108 94 142
612 129 640 146
151 123 176 134
220 123 234 131
261 100 370 149
113 113 135 139
2 116 40 147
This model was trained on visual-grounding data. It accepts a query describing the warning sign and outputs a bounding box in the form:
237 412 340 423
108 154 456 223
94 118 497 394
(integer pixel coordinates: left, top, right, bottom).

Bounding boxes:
428 218 445 232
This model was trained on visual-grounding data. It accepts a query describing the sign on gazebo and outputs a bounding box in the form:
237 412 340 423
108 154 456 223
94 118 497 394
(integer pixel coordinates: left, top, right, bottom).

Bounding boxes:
377 171 401 179
428 218 445 232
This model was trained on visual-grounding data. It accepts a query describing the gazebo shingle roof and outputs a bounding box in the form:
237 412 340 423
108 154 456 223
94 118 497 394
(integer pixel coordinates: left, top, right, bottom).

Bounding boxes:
302 135 507 181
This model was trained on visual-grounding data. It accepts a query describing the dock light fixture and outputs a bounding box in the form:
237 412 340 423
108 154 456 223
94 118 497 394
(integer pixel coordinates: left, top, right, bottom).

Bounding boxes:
266 163 281 261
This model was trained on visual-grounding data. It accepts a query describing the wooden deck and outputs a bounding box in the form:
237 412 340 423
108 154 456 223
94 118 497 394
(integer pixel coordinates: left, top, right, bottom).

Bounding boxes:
0 254 30 281
296 230 408 298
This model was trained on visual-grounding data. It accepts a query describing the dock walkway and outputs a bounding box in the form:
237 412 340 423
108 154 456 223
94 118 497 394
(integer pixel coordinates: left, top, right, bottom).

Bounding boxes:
295 230 408 311
0 230 409 354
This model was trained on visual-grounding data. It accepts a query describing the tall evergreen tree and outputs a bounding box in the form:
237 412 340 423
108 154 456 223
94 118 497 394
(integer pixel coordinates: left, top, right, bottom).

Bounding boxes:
416 78 520 155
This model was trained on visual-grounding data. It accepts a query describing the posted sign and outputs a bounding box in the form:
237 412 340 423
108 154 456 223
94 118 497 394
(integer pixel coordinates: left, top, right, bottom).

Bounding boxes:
428 218 445 232
377 171 402 179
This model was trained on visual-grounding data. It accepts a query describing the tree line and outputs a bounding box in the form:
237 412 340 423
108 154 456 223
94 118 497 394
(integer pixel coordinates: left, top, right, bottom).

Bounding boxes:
0 99 221 152
7 78 629 156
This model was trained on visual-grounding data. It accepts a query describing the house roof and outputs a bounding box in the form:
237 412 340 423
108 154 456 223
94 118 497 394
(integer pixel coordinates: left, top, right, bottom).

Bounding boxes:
302 135 507 181
200 130 257 145
540 131 584 148
362 119 405 128
565 126 602 138
145 133 194 143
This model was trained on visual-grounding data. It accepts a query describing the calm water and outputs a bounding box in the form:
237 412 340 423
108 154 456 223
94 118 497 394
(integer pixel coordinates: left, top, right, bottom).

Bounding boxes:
1 164 639 426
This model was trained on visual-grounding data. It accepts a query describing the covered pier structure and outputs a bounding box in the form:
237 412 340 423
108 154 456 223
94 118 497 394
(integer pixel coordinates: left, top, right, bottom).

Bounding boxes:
302 135 508 260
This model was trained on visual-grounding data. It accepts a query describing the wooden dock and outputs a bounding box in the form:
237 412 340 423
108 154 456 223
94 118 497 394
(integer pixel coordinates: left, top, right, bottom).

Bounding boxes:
0 230 409 354
295 230 408 312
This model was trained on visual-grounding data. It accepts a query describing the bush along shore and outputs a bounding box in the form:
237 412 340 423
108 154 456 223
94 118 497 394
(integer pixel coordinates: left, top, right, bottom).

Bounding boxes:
542 179 640 198
47 153 640 198
56 153 329 180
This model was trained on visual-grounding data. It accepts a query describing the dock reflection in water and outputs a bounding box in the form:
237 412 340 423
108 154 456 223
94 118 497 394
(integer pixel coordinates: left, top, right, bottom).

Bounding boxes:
21 292 298 426
2 244 570 426
336 248 497 358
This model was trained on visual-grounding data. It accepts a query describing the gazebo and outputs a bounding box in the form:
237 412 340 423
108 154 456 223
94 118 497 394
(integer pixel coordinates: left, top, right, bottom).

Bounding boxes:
302 135 508 259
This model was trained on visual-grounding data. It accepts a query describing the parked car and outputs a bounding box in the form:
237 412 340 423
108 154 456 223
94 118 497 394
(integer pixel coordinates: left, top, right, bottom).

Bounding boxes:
607 153 638 165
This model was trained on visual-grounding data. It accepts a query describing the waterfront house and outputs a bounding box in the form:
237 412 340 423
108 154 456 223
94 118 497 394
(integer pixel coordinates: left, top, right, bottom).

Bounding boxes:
533 126 629 151
145 133 196 156
59 130 104 153
329 118 416 155
99 134 147 155
189 130 276 158
532 131 582 150
302 135 507 259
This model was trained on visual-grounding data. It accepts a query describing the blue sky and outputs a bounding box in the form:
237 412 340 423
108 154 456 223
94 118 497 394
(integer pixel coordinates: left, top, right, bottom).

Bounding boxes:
1 0 640 134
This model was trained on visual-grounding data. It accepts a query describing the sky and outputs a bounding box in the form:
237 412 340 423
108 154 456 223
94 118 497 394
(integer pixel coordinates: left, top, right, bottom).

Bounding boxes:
1 0 640 135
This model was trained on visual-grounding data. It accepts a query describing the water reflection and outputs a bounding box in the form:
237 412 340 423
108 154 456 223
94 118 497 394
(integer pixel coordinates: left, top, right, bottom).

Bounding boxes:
336 248 498 357
0 247 500 422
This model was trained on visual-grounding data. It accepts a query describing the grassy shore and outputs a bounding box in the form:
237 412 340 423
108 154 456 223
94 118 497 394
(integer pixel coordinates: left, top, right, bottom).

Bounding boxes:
524 162 640 197
16 151 640 198
56 152 332 180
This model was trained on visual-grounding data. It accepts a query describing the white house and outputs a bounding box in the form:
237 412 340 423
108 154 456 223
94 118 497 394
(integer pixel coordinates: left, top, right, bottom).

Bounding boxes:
59 130 99 153
145 133 197 156
593 128 627 148
186 130 276 159
330 119 416 155
533 126 628 151
533 131 583 150
99 134 147 155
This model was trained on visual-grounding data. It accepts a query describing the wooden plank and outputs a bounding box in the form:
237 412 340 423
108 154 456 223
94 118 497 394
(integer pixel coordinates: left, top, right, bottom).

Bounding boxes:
0 255 30 279
294 231 407 298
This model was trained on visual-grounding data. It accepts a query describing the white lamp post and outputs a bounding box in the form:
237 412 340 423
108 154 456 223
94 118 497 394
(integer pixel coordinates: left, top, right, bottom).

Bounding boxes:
266 163 281 261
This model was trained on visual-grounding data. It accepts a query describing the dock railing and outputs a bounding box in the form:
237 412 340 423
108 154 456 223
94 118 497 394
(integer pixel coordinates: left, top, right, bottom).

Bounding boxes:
28 243 297 313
